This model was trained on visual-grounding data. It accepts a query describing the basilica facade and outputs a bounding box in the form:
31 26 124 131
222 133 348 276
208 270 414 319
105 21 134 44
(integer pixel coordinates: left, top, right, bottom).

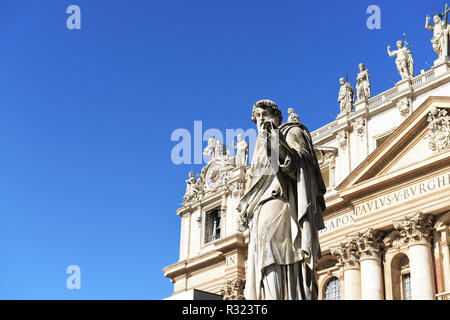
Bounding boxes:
163 12 450 300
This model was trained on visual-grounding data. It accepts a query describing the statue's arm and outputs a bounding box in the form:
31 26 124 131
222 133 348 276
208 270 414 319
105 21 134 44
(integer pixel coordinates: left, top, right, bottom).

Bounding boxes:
387 46 396 57
425 15 434 30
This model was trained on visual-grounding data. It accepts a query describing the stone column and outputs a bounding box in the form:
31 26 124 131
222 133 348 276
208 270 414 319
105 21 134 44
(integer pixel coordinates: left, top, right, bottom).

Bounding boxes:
356 228 385 300
394 213 436 300
331 238 361 300
440 230 450 292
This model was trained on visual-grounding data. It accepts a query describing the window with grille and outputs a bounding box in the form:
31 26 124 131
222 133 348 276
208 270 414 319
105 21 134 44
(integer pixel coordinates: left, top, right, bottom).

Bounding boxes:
324 277 342 300
402 273 411 300
204 207 221 244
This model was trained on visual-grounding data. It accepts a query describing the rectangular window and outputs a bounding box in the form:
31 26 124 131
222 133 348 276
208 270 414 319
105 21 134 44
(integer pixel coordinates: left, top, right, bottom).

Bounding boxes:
402 273 411 300
204 207 221 244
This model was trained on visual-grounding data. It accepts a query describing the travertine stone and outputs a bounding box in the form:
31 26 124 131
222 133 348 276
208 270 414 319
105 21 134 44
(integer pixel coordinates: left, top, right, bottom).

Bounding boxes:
355 229 385 300
394 213 436 299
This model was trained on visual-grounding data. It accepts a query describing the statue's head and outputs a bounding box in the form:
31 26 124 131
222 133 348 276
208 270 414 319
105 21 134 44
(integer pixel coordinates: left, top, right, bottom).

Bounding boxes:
252 99 282 130
434 15 441 24
237 134 243 141
396 40 403 48
189 171 195 178
339 77 345 85
359 63 366 71
208 137 215 146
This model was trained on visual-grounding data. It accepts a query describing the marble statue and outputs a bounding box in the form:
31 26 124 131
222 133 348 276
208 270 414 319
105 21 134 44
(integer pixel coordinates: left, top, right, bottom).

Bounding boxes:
387 40 414 80
183 171 197 202
356 63 371 101
238 99 326 300
232 134 249 167
425 12 450 60
337 78 354 115
203 137 216 159
287 108 300 123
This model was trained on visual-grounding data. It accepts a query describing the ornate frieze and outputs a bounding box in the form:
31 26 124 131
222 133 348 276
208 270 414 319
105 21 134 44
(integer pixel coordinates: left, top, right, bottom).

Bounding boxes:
393 212 434 245
426 106 450 153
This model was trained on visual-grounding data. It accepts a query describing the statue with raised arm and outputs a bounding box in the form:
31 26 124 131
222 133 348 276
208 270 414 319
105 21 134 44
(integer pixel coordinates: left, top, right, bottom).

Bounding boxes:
337 78 354 115
356 63 371 101
238 99 326 300
387 40 414 80
425 13 450 59
232 134 249 167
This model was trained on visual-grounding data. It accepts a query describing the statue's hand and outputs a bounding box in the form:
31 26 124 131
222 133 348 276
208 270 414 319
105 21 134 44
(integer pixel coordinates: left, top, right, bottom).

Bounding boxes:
426 15 430 22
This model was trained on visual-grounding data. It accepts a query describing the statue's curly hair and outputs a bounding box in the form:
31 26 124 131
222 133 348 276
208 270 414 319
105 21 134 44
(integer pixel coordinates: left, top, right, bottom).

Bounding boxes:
251 99 283 126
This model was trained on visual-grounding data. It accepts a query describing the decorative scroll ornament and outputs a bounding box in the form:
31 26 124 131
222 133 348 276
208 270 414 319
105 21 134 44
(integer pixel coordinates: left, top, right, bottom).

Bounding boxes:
426 106 450 153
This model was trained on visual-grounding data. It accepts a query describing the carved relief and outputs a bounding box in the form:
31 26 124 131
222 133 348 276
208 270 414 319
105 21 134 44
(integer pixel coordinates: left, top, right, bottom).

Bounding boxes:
331 237 360 268
336 131 347 149
353 119 366 139
221 279 245 300
393 212 434 245
427 106 450 152
355 228 385 259
398 98 411 117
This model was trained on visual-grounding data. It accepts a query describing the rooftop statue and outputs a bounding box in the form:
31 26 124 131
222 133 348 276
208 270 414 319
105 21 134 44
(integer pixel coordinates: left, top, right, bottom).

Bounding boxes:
337 77 355 116
356 63 371 101
387 40 414 80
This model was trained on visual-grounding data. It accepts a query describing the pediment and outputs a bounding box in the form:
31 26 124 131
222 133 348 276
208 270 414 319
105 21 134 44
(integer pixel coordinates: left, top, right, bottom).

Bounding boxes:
337 96 450 197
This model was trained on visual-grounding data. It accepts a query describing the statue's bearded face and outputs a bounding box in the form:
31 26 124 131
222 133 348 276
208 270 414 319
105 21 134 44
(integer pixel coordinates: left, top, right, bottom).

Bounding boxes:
434 15 440 24
253 107 277 133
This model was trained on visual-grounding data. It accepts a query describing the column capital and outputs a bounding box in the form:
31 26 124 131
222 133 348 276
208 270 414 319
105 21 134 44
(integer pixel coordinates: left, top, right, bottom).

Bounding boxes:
393 212 434 246
221 279 245 300
355 228 385 260
331 237 360 270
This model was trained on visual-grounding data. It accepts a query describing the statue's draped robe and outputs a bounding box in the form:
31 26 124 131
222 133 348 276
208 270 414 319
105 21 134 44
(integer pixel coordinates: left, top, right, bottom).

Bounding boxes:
338 84 353 113
431 22 449 57
239 122 326 300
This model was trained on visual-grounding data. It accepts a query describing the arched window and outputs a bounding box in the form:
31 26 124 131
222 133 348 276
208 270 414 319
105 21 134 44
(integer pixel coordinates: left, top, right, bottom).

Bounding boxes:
324 277 342 300
391 253 410 300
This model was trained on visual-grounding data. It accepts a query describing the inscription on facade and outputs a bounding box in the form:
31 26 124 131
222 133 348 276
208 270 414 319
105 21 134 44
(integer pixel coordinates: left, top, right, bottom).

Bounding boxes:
320 173 450 235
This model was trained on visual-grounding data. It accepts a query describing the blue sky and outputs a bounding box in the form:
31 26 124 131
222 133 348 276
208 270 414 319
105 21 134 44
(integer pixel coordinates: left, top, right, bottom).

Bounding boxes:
0 0 446 299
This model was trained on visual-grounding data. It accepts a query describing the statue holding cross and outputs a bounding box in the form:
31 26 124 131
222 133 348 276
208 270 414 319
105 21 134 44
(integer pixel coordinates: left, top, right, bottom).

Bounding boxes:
425 3 450 60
